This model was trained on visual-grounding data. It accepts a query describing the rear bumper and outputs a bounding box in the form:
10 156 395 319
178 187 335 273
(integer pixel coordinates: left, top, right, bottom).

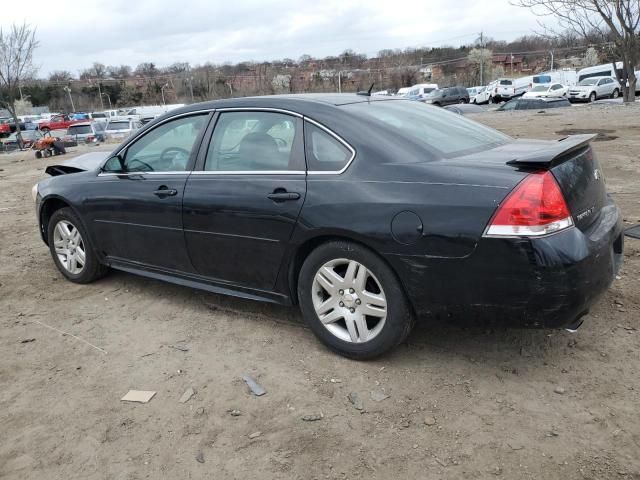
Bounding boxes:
389 199 624 328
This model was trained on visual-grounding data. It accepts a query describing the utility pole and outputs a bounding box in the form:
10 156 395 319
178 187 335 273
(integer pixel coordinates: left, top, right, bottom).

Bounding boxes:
161 83 169 105
101 92 112 109
338 71 342 93
510 53 514 75
97 81 104 109
479 31 484 85
549 50 554 71
63 86 75 112
188 76 194 103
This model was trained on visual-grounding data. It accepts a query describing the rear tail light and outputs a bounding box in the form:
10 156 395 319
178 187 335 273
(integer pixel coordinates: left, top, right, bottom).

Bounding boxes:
484 171 573 237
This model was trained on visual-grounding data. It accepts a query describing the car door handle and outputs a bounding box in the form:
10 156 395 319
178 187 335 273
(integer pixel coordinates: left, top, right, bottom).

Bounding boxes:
267 191 300 201
153 187 178 197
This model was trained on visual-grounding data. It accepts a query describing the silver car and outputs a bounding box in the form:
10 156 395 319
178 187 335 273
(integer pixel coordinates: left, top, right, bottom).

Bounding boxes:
105 119 142 140
568 76 621 103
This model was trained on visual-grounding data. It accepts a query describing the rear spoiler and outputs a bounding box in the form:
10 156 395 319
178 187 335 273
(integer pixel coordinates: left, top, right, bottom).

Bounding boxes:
45 165 86 176
506 134 597 168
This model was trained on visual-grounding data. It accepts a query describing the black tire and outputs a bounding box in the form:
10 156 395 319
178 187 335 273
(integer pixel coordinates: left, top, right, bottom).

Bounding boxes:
589 92 596 103
611 89 619 99
47 207 108 284
298 241 415 359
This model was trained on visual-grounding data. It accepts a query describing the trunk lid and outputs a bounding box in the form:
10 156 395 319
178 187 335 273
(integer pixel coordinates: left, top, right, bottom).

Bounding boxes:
447 135 607 232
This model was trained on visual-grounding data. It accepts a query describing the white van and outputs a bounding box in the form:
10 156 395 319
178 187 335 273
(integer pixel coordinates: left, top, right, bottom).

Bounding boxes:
408 83 439 99
578 62 623 82
531 70 577 87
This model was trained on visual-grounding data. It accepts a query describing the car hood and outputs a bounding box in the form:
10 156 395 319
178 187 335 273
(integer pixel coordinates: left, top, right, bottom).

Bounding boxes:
44 151 110 176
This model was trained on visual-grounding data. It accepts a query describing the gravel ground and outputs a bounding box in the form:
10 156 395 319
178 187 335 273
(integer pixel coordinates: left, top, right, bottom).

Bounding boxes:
1 104 639 480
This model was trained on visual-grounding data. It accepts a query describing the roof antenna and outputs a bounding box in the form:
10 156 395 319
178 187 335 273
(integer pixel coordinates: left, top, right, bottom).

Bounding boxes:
357 83 375 96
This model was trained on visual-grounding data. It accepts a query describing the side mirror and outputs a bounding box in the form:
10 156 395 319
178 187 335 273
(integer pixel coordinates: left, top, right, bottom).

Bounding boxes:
102 154 125 173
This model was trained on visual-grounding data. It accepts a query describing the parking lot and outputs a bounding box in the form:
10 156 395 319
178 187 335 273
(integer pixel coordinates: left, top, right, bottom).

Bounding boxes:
1 103 639 479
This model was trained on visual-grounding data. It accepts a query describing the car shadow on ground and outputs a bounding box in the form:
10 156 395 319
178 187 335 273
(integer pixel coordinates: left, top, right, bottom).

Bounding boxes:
97 270 576 372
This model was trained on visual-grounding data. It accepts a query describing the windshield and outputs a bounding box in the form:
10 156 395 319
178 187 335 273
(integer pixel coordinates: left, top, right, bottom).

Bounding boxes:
578 78 598 86
107 121 131 130
343 100 511 157
92 113 107 118
499 80 513 85
531 86 548 92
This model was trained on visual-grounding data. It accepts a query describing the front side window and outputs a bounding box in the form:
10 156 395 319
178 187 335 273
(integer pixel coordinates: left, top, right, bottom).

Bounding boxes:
304 123 353 172
104 114 207 172
204 111 299 171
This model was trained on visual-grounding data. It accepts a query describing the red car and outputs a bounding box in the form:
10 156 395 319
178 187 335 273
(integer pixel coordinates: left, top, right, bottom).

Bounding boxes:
38 115 87 132
0 118 11 137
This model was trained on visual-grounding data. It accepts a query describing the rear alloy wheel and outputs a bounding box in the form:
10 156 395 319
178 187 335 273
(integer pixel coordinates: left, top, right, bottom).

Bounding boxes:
611 89 619 99
298 241 414 359
47 207 108 283
589 92 596 102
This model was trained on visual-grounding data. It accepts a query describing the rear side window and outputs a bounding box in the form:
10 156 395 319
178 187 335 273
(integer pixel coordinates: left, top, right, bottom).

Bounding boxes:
68 125 92 135
343 100 510 157
304 122 353 172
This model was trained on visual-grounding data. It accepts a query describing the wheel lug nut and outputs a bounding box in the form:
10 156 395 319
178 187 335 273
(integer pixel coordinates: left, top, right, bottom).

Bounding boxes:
349 288 355 294
349 308 355 313
355 299 361 305
339 289 344 295
339 302 344 307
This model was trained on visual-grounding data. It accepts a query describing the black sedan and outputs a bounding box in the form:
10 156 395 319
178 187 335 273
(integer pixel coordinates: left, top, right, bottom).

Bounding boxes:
33 94 624 359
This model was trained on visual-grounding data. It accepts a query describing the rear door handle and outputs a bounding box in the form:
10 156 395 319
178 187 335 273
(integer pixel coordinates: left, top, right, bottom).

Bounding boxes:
267 191 300 201
153 187 178 197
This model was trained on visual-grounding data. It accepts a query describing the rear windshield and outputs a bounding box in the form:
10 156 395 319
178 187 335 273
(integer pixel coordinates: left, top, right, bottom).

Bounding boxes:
343 100 511 157
499 80 513 85
68 125 92 134
107 121 130 130
533 75 551 84
92 113 107 118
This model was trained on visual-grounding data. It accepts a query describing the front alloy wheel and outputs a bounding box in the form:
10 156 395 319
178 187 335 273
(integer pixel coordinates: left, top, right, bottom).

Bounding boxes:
47 207 108 283
53 220 86 274
312 258 387 343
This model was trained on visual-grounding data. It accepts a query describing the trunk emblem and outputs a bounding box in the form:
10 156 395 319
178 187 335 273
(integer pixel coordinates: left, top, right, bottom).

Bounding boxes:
594 169 601 180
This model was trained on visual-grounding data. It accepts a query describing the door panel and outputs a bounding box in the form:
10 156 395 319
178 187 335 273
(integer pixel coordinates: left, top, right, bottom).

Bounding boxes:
87 173 194 271
183 174 306 289
87 112 211 272
182 110 306 291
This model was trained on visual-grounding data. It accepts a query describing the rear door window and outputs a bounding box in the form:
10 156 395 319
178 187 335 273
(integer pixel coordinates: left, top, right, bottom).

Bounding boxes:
204 111 301 172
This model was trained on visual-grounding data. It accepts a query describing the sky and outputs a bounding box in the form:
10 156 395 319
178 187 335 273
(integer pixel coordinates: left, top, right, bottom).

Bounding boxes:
2 0 550 77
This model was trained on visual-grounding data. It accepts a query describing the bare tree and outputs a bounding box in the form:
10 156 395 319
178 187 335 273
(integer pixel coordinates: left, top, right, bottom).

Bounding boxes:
49 70 74 83
514 0 639 102
0 23 38 149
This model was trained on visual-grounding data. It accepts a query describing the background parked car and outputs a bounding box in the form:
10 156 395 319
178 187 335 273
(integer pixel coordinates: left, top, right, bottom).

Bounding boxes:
105 119 142 140
423 87 470 106
496 97 571 111
522 83 568 99
472 81 497 104
443 104 486 115
0 130 43 150
568 76 621 103
64 122 106 144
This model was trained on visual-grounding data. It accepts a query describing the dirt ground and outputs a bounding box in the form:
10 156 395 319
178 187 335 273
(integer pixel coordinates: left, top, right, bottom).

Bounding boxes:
1 104 639 480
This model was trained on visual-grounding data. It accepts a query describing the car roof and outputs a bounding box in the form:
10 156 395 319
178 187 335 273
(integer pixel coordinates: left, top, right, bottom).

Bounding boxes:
170 93 401 115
